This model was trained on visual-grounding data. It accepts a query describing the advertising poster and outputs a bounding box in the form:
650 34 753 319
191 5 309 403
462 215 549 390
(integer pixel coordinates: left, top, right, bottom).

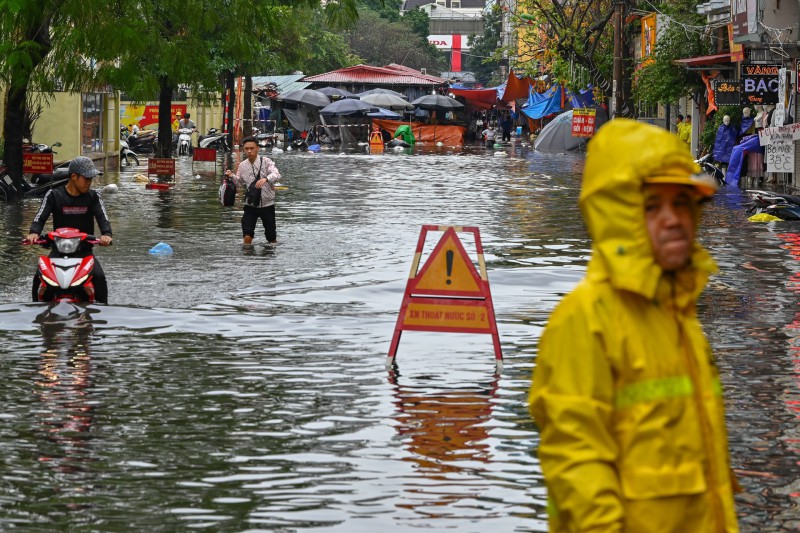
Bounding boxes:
121 104 187 133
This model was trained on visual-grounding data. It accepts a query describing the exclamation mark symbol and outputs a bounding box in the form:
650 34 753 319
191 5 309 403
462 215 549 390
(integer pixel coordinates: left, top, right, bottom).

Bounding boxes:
446 250 454 285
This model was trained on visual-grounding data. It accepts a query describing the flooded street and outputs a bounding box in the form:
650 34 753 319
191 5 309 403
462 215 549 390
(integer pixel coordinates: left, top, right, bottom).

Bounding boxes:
0 144 797 531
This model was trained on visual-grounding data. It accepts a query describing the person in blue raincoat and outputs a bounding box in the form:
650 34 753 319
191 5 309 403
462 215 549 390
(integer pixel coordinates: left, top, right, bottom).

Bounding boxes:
713 115 737 165
739 107 755 141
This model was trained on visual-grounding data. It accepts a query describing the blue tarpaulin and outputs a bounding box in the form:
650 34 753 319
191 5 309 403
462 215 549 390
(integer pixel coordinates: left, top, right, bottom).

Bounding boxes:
713 123 737 164
726 134 764 188
568 85 595 108
521 85 563 120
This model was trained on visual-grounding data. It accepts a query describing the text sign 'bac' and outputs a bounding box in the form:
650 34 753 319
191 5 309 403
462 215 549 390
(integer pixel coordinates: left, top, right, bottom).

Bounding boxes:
388 225 502 367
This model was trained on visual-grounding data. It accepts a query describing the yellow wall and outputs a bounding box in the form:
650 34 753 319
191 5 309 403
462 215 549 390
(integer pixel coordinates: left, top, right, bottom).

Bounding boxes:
35 92 82 163
1 89 223 167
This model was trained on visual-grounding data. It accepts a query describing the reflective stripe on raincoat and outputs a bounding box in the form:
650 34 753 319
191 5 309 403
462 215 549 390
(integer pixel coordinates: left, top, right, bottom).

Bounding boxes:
529 119 739 532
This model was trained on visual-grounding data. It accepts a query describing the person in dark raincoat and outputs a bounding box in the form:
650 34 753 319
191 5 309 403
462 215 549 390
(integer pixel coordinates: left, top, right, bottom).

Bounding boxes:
713 115 737 165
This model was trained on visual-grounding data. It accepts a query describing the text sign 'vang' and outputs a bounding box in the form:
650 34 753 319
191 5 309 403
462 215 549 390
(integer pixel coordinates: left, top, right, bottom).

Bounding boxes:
740 63 781 105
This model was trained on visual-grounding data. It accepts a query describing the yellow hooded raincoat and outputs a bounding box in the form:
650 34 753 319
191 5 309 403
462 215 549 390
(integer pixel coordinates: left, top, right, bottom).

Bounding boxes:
529 119 739 532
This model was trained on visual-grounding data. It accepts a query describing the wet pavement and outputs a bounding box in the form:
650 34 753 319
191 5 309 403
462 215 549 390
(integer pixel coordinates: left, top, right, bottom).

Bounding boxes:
0 141 797 531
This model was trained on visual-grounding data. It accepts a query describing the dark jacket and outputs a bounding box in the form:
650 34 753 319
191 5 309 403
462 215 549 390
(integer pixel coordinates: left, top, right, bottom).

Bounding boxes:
29 186 113 237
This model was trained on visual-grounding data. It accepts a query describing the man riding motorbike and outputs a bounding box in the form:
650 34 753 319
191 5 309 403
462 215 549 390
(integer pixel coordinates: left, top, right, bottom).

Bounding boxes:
25 156 113 303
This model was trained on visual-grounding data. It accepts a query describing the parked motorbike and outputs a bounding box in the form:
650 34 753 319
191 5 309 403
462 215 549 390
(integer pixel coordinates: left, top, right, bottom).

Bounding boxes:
119 133 139 168
0 144 76 202
25 227 107 303
695 153 725 186
0 170 31 202
198 128 230 151
251 127 277 149
176 128 194 156
744 189 800 220
290 138 308 151
28 141 69 186
121 125 157 154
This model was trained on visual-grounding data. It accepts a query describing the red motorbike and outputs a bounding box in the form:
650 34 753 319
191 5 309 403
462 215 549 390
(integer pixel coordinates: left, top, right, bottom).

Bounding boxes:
25 227 103 303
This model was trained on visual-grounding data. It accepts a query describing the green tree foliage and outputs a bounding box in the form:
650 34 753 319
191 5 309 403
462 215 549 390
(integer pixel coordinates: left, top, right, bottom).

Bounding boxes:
359 0 403 22
632 5 713 108
344 11 445 72
0 0 361 179
101 0 304 156
515 0 634 115
0 0 105 193
402 8 430 40
465 5 503 85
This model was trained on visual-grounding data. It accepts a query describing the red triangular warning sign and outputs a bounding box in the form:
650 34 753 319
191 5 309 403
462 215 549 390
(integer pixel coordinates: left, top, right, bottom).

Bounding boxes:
409 227 484 297
388 225 503 366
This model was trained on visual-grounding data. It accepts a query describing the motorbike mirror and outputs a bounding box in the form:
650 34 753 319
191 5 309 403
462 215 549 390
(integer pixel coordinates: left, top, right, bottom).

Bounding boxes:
53 142 62 148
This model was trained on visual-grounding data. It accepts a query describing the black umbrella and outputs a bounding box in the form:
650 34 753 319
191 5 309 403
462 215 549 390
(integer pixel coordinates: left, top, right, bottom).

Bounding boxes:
278 89 331 107
410 94 464 112
360 93 415 111
410 95 464 143
317 87 357 99
357 88 409 100
320 99 378 116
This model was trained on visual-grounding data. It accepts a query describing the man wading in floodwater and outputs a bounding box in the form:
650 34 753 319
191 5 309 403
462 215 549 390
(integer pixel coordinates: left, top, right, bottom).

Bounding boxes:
529 120 740 532
225 136 282 246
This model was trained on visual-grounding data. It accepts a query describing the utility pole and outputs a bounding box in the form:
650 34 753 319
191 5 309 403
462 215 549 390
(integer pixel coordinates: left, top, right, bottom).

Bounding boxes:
612 0 625 118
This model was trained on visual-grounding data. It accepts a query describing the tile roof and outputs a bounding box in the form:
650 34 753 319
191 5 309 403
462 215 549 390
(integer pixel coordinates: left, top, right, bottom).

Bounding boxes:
302 64 446 86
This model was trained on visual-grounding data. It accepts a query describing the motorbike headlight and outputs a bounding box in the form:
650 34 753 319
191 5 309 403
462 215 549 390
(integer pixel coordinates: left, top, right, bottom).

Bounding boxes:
55 237 81 254
71 274 89 286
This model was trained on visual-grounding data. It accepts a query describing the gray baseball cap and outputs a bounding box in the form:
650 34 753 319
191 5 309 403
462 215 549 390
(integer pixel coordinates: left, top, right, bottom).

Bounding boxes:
68 156 100 179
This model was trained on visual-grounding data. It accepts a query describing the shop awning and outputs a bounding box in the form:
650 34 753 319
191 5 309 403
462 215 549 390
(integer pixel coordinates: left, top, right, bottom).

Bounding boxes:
672 52 736 70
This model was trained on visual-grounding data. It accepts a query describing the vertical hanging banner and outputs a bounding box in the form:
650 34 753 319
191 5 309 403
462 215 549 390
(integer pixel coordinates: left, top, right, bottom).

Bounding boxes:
387 225 502 369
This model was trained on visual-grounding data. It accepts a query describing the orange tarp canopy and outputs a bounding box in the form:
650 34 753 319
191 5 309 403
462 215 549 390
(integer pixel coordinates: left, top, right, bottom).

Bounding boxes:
372 119 466 145
450 88 500 110
501 71 536 102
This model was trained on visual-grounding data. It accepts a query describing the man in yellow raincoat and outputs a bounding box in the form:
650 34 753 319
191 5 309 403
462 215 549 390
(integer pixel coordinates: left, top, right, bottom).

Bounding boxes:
529 119 739 532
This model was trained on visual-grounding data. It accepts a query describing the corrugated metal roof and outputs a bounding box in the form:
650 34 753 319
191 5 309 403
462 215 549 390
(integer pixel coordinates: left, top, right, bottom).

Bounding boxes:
252 75 310 94
302 65 446 86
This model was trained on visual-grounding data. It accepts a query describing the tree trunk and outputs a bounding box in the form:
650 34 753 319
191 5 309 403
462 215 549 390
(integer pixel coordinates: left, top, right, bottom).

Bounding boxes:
156 77 174 159
2 85 29 199
243 76 253 138
1 13 52 202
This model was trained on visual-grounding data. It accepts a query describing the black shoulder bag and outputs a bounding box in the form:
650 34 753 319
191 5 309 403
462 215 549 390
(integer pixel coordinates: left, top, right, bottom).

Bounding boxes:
244 157 264 207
